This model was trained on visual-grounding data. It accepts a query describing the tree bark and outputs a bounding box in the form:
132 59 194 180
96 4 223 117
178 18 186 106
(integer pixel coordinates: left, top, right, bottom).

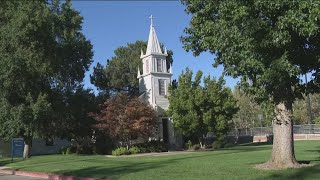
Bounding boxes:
23 137 32 159
268 102 299 168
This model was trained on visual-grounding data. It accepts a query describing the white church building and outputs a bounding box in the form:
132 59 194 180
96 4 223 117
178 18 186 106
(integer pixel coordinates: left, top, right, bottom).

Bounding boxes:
137 16 180 148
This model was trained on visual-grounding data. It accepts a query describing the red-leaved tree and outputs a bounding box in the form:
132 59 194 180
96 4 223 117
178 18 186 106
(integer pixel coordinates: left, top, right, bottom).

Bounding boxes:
91 93 157 149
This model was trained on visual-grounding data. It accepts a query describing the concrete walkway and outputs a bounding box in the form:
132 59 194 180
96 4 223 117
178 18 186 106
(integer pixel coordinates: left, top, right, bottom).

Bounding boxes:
0 173 44 180
106 150 197 158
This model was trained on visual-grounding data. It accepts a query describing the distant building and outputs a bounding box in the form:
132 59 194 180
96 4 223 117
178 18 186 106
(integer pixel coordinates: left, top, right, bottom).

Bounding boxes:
137 15 180 148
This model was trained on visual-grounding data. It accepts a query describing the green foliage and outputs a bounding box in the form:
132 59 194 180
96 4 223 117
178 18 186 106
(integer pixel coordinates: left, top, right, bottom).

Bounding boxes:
168 68 238 145
224 143 235 148
129 146 141 154
0 0 93 149
136 140 168 153
60 147 73 155
90 41 173 95
181 0 320 165
181 0 320 105
185 140 193 150
314 116 320 125
93 132 116 155
232 86 273 128
212 141 224 150
293 93 320 124
112 147 129 156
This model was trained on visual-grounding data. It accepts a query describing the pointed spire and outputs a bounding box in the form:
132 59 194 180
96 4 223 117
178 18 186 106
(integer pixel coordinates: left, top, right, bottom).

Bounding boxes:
164 47 168 55
137 67 141 78
140 49 144 58
146 15 162 55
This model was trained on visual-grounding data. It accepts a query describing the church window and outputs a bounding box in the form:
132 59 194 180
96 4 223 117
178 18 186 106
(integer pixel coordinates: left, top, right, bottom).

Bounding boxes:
159 79 165 95
157 59 162 72
146 60 149 73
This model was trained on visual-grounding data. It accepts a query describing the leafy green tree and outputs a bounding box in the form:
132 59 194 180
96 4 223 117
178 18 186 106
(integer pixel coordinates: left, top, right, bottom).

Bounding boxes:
181 0 320 168
232 87 273 132
202 75 238 144
168 68 205 146
0 0 93 158
168 68 237 147
62 88 97 154
232 87 260 131
90 41 173 96
293 93 320 124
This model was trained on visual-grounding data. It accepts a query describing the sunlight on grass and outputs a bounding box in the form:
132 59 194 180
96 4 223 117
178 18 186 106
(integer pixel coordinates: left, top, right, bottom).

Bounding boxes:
0 141 319 180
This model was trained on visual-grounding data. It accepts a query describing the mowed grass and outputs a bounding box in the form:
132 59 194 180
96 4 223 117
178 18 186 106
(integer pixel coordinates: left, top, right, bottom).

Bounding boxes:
1 141 320 180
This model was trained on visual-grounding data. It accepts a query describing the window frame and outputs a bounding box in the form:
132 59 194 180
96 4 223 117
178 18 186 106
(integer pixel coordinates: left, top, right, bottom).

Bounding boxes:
159 79 166 96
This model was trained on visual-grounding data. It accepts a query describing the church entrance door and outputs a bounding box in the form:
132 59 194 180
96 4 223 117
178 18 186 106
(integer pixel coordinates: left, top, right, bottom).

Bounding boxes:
162 118 169 144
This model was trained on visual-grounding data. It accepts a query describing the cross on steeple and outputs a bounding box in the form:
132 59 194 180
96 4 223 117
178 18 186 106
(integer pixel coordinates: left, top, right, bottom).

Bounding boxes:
149 15 155 27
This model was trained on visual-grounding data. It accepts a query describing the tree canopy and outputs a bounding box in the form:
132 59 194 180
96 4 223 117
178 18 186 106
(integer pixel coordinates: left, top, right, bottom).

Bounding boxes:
0 0 93 158
181 0 320 169
232 86 273 130
91 93 157 149
168 68 237 147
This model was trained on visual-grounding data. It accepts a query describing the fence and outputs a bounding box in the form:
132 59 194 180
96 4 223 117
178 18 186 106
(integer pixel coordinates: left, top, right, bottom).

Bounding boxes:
228 124 320 136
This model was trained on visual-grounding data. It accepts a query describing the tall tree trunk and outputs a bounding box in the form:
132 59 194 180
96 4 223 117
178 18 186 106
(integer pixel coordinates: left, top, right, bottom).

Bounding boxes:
23 137 32 159
268 102 299 168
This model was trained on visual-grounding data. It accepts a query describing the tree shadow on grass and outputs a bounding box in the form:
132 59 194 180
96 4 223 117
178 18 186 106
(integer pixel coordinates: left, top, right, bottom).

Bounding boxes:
238 142 273 147
264 163 320 180
0 159 12 166
49 155 205 179
213 144 271 155
1 156 101 171
52 163 160 179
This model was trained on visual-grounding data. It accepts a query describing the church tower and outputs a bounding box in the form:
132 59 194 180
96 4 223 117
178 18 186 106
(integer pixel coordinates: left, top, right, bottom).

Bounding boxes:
137 15 172 114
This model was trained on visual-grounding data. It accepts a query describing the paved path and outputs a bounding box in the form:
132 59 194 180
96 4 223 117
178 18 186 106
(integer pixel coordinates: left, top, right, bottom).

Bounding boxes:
0 173 44 180
106 150 198 158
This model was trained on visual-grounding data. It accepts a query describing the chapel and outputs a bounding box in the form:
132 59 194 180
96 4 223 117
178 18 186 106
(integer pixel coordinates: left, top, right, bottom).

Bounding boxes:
137 16 179 147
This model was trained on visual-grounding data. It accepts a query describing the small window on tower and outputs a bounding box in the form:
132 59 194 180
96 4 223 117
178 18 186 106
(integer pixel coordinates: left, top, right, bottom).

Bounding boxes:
157 59 162 72
159 79 165 95
146 60 149 73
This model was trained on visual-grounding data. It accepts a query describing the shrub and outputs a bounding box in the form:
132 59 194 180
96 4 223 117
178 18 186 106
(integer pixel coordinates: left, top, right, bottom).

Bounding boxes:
213 141 224 149
60 147 73 155
192 144 201 150
139 147 147 153
185 140 193 150
136 140 168 153
192 144 200 151
224 143 235 148
93 132 116 155
129 146 141 154
112 147 129 156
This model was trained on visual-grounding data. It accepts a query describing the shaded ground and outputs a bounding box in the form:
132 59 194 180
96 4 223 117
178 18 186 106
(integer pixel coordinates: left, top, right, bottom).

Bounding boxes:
0 141 319 180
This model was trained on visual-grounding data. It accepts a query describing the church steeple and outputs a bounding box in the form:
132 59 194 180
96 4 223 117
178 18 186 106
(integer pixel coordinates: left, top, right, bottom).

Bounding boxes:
146 15 162 55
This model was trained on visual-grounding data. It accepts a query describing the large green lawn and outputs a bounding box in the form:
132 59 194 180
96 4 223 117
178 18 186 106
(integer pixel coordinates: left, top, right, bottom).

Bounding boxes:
1 141 320 179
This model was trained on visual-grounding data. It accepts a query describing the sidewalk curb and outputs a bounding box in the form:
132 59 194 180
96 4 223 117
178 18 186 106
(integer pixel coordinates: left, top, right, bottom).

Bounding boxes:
0 169 105 180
